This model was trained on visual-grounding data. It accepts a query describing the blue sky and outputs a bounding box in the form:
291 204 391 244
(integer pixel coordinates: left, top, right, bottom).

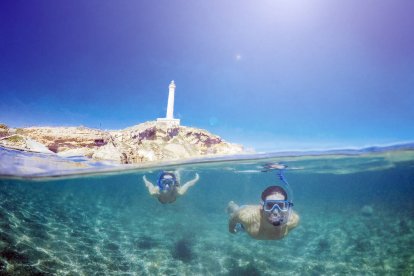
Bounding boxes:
1 0 413 151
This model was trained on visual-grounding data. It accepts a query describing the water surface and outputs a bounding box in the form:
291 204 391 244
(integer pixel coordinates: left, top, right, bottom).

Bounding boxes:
0 147 414 275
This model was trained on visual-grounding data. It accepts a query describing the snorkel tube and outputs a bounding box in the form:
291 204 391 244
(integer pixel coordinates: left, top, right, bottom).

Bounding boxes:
277 166 294 205
262 163 294 203
262 163 294 226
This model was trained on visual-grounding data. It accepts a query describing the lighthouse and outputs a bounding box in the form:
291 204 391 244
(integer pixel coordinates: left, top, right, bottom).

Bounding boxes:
157 80 181 127
166 80 176 119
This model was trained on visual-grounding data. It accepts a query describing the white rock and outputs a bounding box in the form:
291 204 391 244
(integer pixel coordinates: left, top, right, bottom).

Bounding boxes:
164 143 191 158
92 143 123 162
25 138 54 154
136 149 156 161
57 147 95 157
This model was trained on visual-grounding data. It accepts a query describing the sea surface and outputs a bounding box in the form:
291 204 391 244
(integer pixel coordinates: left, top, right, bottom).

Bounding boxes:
0 146 414 275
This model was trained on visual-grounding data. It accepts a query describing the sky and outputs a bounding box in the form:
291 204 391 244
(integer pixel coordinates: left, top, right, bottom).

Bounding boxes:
1 0 413 151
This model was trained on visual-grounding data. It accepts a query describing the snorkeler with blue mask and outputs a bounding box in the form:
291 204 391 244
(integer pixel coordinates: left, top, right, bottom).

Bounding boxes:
157 171 178 191
143 170 199 204
227 166 299 240
261 186 294 227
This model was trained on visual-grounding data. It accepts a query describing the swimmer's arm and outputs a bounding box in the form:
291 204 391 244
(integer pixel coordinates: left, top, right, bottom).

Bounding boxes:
143 175 159 196
229 206 260 234
177 173 199 196
175 168 182 183
287 211 300 231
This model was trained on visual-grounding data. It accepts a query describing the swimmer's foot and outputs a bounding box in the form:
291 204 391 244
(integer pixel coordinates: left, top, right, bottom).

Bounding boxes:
227 201 239 215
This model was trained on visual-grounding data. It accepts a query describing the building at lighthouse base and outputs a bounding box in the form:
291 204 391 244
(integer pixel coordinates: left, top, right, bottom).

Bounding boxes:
156 118 180 128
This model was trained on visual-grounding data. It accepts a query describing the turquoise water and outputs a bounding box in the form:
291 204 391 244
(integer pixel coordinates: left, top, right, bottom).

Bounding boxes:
1 149 414 275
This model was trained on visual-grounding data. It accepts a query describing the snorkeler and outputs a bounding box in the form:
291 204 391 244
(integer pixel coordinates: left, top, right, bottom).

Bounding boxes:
228 166 298 239
227 185 299 240
143 171 199 204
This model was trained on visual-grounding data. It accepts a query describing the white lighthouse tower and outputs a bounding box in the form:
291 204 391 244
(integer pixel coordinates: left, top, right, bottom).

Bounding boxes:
166 80 176 119
157 80 180 127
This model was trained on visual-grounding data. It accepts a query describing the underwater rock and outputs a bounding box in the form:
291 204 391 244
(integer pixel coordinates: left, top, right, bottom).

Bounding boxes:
317 239 331 252
228 262 261 276
135 236 158 250
0 248 29 263
0 259 6 272
105 242 120 251
171 238 194 263
398 220 410 235
353 238 372 252
9 265 47 276
361 205 374 216
0 231 15 246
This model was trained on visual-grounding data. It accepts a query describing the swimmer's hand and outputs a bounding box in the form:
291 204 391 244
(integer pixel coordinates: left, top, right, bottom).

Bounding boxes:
234 223 244 233
227 201 239 215
229 213 242 234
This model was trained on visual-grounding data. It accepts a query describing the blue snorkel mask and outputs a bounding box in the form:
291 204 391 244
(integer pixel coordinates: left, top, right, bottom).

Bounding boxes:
261 163 294 226
157 172 178 191
262 198 293 226
263 200 293 213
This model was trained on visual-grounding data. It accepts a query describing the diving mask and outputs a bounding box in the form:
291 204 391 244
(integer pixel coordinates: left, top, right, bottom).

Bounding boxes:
262 199 293 226
157 172 178 191
262 200 293 212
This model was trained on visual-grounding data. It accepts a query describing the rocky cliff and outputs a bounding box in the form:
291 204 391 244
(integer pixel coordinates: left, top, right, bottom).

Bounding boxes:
0 122 244 164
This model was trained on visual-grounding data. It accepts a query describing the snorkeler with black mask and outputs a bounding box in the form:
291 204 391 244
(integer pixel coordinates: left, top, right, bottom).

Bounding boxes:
143 171 199 204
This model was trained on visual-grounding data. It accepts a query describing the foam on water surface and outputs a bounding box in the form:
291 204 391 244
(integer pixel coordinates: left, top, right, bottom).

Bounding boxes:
1 143 414 179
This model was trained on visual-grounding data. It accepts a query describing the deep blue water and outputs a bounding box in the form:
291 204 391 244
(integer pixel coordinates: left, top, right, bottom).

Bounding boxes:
0 150 414 275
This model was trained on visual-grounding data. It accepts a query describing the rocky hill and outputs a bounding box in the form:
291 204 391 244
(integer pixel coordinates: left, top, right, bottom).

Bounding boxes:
0 122 244 164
